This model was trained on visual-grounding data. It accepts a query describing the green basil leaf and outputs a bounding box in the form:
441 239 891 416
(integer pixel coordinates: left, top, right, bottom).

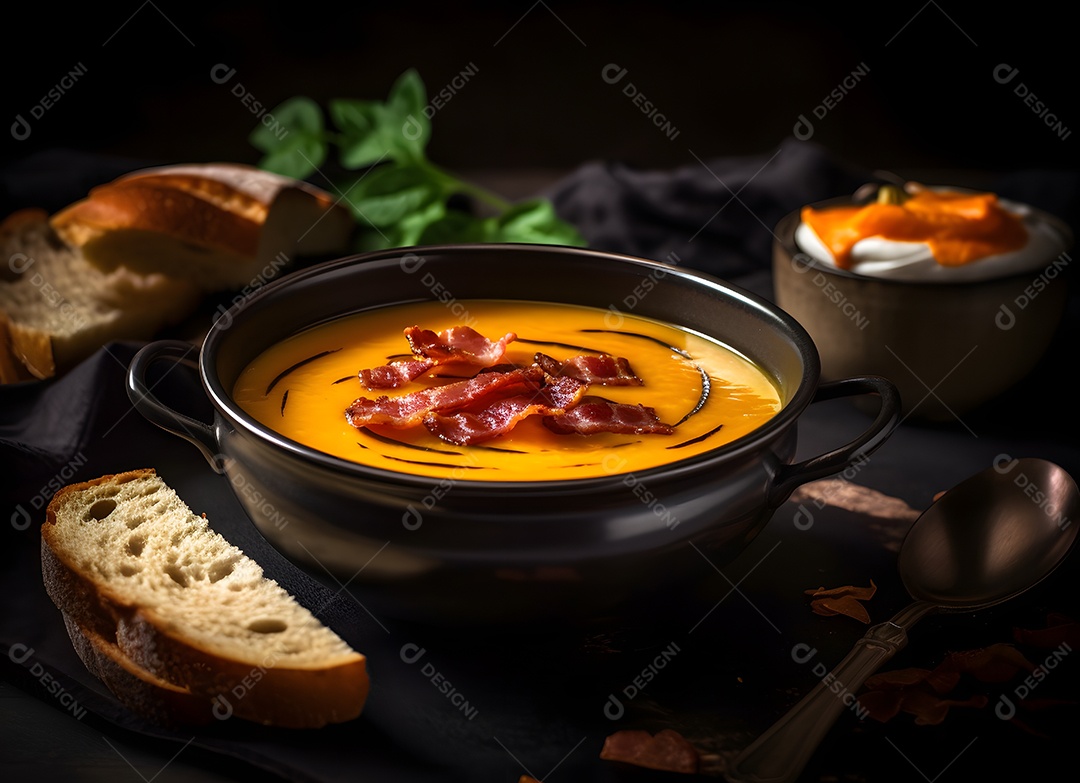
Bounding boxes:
330 99 392 169
326 71 433 170
251 97 327 179
353 201 446 251
250 97 323 152
389 200 447 247
533 217 589 247
491 198 587 246
496 198 555 229
347 164 442 228
388 69 427 118
385 69 431 162
256 135 327 180
416 211 494 245
329 98 377 135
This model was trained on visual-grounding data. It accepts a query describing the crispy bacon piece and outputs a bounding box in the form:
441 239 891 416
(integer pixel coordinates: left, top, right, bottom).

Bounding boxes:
406 325 516 365
805 580 876 623
938 643 1035 684
901 692 987 726
425 375 586 445
346 367 544 428
359 358 435 389
864 666 961 696
358 325 516 389
600 729 700 774
1014 613 1080 649
542 396 674 435
1009 697 1080 737
859 670 989 725
857 688 906 723
810 596 870 623
534 352 643 385
860 640 1045 728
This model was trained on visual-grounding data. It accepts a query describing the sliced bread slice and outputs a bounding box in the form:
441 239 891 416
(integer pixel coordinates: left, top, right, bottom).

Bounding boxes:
42 469 369 728
0 209 201 381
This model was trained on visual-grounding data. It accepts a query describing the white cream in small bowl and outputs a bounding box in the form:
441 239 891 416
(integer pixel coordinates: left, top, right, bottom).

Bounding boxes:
794 186 1071 283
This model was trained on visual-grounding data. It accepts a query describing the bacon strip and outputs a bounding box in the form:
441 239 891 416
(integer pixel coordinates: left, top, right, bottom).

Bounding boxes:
358 325 517 389
346 367 544 428
359 358 435 389
542 396 674 435
534 352 642 385
425 376 586 445
407 325 516 365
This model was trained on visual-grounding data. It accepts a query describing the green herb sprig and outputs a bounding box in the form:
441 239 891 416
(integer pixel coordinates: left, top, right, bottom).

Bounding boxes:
250 69 586 250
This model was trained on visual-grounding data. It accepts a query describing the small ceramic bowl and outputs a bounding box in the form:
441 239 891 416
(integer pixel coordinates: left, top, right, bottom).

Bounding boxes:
128 244 900 624
773 196 1073 422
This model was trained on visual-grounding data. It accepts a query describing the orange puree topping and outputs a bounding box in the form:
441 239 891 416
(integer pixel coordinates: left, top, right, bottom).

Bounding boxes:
801 190 1028 269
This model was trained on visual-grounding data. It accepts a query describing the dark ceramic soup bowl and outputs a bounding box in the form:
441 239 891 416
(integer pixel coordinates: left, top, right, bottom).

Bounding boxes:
128 244 900 624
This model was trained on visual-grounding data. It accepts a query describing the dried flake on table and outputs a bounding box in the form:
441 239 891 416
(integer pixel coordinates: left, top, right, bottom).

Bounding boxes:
805 580 877 622
600 728 700 774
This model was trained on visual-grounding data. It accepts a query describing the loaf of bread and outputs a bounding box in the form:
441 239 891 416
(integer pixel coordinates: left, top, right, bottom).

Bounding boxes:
50 163 355 291
0 209 201 382
42 469 369 728
2 163 355 383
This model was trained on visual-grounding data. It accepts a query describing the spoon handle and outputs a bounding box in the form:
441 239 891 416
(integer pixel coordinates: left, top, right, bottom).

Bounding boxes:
726 619 912 783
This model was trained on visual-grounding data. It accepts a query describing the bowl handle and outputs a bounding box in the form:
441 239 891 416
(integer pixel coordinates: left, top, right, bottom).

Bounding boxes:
126 340 225 474
769 376 900 505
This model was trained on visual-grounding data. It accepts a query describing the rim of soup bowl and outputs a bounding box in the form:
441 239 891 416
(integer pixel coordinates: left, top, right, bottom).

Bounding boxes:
198 243 823 493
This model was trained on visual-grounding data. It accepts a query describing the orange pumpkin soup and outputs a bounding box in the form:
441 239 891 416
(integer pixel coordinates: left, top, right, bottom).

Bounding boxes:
231 300 782 481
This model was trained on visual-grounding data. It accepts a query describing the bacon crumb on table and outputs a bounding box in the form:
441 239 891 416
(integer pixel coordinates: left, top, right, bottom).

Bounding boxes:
1013 613 1080 648
858 638 1069 728
600 728 700 774
804 580 876 623
939 643 1035 683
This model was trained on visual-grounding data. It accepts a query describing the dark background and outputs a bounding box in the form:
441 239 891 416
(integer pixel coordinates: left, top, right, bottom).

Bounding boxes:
4 1 1077 200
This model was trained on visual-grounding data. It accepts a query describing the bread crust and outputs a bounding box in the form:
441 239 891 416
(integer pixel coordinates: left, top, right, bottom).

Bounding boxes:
42 469 369 729
7 320 56 379
1 209 58 379
51 182 262 260
61 612 215 728
48 163 352 291
0 311 37 383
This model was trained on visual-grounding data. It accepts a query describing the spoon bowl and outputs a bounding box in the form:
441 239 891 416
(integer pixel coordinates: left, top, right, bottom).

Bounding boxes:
900 457 1077 610
728 457 1080 783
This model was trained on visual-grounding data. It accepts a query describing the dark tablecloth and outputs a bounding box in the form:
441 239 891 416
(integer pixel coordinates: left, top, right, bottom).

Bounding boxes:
3 140 1079 782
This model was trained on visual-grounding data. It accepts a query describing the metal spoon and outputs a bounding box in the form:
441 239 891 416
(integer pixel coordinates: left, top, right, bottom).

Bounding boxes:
727 457 1080 783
